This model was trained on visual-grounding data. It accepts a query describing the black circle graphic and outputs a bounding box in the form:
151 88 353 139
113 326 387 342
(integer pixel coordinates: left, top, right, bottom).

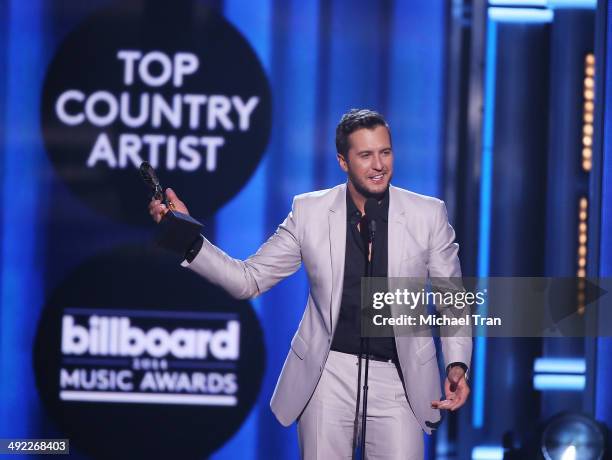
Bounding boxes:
33 246 266 459
41 1 272 225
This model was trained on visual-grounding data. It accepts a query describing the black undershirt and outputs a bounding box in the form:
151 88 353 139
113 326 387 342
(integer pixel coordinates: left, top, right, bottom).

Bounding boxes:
330 188 396 360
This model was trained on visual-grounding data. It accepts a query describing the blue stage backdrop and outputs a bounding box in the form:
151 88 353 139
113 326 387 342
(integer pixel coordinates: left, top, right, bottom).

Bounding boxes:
0 1 446 458
595 0 612 432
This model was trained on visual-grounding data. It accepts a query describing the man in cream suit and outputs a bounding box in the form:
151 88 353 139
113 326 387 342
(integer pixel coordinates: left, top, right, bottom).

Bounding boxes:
149 109 471 459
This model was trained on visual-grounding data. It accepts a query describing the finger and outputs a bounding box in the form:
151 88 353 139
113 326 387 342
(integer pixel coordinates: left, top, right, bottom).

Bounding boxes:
431 399 453 410
154 204 168 223
165 188 180 204
432 398 454 407
165 188 183 212
436 395 460 411
165 188 190 215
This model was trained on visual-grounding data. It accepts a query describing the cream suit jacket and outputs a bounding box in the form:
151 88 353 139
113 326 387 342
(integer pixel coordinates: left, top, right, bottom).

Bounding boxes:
183 183 472 434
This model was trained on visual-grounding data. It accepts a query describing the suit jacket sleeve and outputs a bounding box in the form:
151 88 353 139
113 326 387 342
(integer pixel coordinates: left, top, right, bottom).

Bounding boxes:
428 200 472 373
181 197 302 300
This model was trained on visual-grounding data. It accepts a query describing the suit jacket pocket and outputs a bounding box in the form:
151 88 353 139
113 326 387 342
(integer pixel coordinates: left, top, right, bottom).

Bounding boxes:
290 333 308 360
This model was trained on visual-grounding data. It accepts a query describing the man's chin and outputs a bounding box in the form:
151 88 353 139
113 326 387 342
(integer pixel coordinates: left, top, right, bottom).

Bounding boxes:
355 181 390 199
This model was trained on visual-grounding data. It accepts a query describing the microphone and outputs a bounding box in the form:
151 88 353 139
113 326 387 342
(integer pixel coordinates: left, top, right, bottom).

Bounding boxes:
139 161 166 204
364 197 383 241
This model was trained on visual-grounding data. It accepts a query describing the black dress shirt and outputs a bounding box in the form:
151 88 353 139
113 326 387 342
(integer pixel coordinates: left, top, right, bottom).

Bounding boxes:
330 188 397 360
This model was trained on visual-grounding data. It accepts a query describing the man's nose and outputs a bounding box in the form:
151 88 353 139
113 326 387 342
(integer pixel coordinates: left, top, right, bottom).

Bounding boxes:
371 154 383 170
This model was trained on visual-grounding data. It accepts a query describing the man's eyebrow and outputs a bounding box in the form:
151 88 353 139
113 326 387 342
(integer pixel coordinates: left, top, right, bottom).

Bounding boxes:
357 146 392 154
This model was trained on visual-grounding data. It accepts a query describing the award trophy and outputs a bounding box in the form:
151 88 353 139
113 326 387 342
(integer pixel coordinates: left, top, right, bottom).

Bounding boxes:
139 161 203 254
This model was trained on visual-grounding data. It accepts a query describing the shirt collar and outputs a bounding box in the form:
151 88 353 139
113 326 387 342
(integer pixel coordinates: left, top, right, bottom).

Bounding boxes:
346 187 390 223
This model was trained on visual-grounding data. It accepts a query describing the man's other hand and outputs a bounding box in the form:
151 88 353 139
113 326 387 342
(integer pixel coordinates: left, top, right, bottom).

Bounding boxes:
430 366 470 411
148 188 190 223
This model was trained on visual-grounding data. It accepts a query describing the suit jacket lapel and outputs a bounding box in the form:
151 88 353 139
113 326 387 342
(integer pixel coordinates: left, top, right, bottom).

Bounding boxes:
328 184 346 334
388 185 407 278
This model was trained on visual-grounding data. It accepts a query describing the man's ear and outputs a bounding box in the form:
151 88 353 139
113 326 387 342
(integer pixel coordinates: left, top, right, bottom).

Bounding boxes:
337 153 349 173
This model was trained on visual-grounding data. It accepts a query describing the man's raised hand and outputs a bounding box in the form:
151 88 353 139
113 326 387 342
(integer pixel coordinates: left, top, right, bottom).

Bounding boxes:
148 188 190 223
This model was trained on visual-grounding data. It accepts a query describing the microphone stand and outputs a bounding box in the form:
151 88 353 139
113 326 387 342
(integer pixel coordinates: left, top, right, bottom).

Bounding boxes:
352 219 376 459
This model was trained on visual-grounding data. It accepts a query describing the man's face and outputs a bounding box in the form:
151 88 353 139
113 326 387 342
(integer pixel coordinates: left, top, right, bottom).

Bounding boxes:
337 125 393 198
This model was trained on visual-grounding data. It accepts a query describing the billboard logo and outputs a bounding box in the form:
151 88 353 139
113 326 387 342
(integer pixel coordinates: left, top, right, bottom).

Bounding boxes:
33 246 265 458
56 311 241 407
61 315 240 359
